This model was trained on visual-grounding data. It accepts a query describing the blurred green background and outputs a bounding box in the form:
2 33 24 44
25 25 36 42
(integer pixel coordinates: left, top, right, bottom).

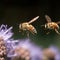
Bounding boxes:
0 0 60 48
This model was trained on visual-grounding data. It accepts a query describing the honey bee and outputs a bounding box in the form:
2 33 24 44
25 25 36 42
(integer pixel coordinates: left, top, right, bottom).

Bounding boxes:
19 16 39 36
43 15 60 34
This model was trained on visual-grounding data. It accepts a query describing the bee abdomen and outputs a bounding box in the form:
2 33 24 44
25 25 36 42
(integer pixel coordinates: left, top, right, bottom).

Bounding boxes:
33 28 37 34
27 25 37 34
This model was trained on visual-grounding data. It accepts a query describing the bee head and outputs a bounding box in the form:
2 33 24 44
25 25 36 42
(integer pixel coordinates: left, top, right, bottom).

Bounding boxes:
19 23 23 32
45 24 48 28
19 24 22 29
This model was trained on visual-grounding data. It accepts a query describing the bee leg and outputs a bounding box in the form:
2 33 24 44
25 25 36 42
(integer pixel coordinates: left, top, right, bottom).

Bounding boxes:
46 32 50 35
19 30 21 32
55 29 60 35
19 29 22 32
26 31 30 39
19 30 24 35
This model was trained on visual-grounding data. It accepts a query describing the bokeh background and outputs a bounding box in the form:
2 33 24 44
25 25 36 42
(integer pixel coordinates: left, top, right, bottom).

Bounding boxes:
0 0 60 48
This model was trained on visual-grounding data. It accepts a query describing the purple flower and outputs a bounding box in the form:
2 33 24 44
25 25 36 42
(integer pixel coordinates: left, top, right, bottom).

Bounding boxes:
8 38 43 60
0 24 13 41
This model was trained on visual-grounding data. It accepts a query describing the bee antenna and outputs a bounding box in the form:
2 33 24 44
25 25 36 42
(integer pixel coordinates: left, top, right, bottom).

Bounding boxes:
41 25 45 27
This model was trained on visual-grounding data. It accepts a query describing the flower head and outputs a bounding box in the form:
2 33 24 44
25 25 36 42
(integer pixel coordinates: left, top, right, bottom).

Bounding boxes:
42 45 60 60
8 38 43 60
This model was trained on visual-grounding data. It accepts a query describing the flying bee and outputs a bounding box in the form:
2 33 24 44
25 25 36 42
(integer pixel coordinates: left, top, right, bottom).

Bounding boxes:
19 16 39 36
42 15 60 35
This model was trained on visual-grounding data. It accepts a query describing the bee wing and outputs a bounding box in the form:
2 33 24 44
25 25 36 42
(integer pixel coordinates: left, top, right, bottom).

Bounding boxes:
28 16 39 24
56 21 60 24
45 15 52 23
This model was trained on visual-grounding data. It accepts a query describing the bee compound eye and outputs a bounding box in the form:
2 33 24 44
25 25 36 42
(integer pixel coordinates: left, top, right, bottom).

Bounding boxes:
45 24 47 28
19 24 21 28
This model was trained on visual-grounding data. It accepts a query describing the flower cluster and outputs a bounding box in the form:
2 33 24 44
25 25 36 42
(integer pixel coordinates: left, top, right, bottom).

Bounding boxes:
8 39 43 60
0 24 60 60
42 45 60 60
0 24 13 60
